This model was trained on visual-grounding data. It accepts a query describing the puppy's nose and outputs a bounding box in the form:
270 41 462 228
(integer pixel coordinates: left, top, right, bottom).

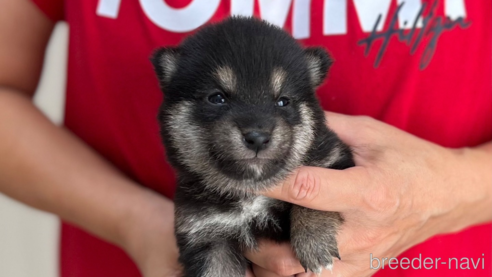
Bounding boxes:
243 131 271 152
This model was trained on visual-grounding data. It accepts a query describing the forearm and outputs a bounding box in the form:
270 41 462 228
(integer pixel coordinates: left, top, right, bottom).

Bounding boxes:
463 142 492 223
0 87 171 247
434 142 492 236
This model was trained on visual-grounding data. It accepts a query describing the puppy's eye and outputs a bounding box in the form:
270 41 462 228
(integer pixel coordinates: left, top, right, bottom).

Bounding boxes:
276 97 290 107
208 92 226 105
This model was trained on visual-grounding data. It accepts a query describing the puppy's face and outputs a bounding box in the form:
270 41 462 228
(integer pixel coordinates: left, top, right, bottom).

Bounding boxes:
152 18 332 195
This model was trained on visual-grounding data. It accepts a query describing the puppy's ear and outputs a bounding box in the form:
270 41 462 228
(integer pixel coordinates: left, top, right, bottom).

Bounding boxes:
304 47 333 88
150 47 181 88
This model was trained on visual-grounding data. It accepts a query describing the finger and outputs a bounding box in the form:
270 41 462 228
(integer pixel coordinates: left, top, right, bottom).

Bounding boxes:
295 272 316 277
324 111 350 131
246 267 256 277
252 265 293 277
324 112 384 151
323 111 359 145
261 166 369 211
244 240 305 276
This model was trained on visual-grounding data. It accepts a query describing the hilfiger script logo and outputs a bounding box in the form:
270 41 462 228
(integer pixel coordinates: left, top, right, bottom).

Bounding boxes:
358 1 470 69
96 0 470 69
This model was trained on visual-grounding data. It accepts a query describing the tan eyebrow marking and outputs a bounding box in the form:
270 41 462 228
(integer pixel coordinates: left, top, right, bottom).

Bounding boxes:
215 66 237 92
271 68 287 97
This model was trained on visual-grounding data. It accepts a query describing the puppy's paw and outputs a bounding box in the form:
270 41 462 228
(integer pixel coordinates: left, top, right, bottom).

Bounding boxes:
293 232 340 274
290 207 343 274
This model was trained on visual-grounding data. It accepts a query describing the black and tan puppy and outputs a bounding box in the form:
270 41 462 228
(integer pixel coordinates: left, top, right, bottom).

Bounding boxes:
151 17 354 277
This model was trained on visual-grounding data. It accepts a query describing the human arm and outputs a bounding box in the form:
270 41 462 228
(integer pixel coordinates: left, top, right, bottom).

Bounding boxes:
245 112 492 277
0 1 181 276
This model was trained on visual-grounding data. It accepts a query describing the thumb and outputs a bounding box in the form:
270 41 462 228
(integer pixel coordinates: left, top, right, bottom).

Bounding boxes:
261 166 368 211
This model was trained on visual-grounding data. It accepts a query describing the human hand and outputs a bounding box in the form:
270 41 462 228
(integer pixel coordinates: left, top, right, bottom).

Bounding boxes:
116 189 262 277
245 112 492 277
119 189 183 277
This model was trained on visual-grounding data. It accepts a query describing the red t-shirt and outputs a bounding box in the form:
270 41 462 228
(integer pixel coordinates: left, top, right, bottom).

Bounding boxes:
30 0 492 276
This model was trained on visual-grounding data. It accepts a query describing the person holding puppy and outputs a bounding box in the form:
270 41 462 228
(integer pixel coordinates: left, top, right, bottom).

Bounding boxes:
0 1 490 277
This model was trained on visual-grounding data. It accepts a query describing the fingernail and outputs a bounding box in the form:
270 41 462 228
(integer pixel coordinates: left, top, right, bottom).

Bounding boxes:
291 176 308 200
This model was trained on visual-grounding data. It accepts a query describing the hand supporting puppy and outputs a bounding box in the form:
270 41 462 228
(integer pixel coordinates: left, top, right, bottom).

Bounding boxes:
245 112 492 277
119 190 182 277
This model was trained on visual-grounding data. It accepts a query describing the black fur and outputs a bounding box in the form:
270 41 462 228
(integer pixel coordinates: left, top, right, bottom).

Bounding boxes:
151 17 354 277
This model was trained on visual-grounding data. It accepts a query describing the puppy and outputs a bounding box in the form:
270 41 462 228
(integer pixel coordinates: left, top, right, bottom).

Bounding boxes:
151 17 354 277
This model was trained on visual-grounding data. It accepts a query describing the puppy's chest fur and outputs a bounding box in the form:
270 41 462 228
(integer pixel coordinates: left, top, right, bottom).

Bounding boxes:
176 189 290 248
